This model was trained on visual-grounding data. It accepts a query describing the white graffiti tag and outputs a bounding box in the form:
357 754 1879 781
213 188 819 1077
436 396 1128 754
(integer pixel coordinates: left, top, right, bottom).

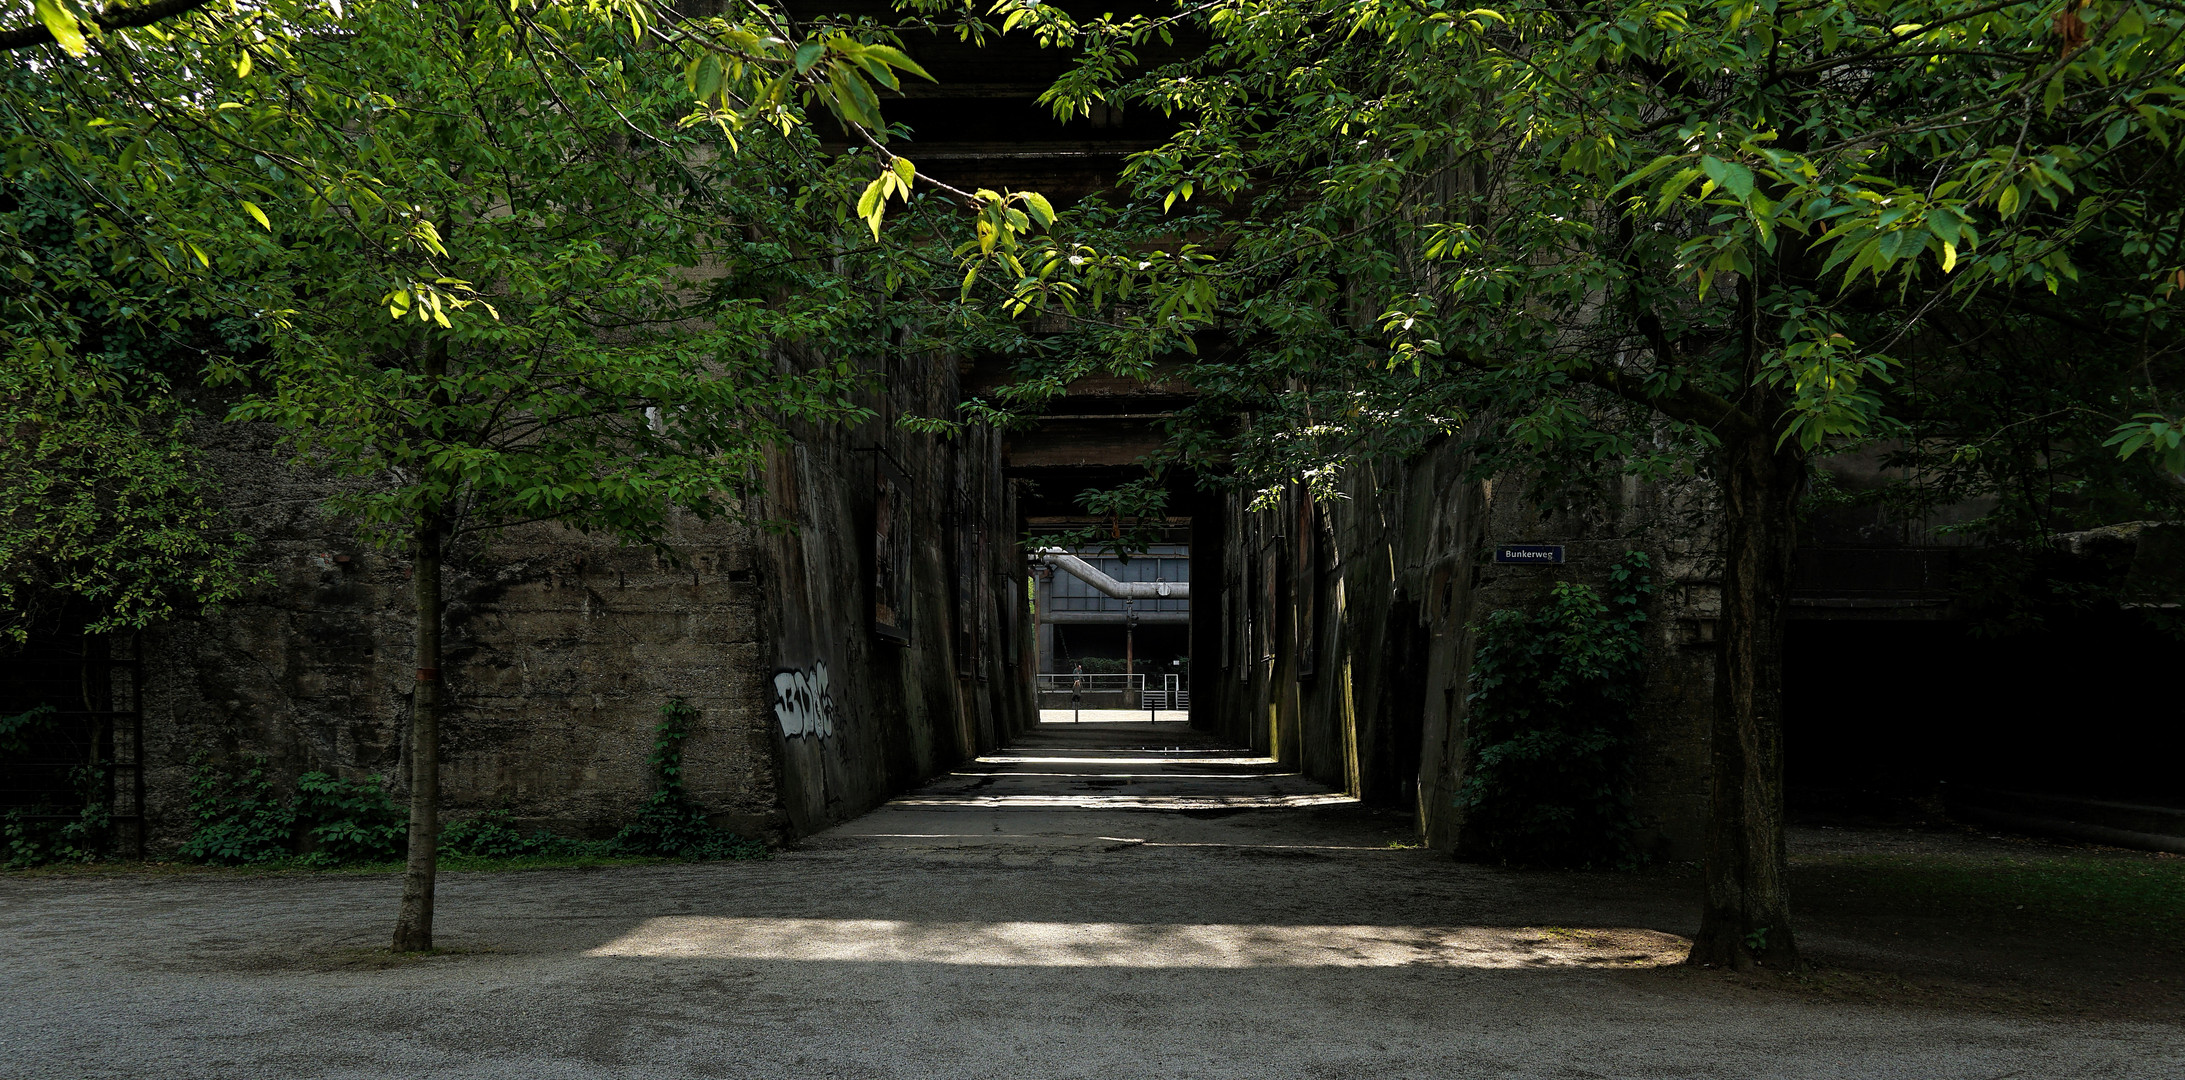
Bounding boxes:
772 662 837 739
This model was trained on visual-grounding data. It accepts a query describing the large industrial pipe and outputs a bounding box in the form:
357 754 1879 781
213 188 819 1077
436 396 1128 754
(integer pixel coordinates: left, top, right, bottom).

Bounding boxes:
1035 548 1189 600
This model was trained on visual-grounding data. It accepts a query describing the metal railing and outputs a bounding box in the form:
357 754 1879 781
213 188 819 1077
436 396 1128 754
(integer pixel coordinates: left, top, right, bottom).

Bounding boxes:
1036 673 1145 693
1036 673 1142 709
1034 673 1190 714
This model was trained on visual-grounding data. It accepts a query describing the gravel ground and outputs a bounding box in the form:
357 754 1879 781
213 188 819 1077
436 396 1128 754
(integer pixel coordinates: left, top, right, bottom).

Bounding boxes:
3 722 2179 1079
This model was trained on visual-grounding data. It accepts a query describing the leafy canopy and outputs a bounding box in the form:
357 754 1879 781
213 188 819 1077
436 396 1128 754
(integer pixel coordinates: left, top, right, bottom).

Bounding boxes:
5 0 1046 560
987 0 2185 522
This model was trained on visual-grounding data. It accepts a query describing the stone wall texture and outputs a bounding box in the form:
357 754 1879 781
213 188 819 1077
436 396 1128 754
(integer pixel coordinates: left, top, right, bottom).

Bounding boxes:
132 349 1033 851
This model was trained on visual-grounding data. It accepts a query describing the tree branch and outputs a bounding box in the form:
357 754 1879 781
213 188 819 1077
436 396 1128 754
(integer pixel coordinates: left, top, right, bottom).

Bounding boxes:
2 0 215 51
1567 363 1766 442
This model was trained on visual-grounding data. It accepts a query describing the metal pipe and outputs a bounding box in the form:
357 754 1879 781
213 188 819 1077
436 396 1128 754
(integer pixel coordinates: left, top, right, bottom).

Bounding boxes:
1035 549 1189 600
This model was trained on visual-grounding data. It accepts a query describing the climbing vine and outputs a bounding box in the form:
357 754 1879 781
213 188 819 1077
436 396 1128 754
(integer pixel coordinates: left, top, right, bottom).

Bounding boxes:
605 699 767 861
1456 551 1653 869
441 699 767 861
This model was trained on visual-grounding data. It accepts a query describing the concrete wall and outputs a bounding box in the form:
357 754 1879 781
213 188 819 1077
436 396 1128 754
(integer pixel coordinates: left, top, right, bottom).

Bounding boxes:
137 416 780 845
755 349 1036 835
131 348 1033 850
1205 441 1719 859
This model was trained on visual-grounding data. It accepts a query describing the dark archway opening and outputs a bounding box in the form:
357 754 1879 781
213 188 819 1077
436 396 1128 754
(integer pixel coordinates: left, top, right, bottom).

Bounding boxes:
1783 612 2181 824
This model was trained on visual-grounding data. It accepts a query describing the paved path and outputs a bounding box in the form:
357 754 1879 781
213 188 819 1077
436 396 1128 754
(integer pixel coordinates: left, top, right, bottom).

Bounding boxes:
3 722 2179 1078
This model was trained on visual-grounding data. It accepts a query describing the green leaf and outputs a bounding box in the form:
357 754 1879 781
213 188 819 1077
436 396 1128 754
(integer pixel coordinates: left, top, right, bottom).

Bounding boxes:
1654 167 1703 212
1699 157 1755 202
692 55 724 101
35 0 88 56
857 175 888 239
794 41 826 74
1609 153 1683 196
1923 209 1961 247
859 44 934 82
242 201 271 231
1022 191 1055 228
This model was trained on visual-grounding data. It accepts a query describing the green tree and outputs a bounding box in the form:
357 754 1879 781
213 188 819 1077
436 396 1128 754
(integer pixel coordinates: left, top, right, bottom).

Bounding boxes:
8 0 1036 948
215 2 922 952
1002 0 2185 968
0 158 259 645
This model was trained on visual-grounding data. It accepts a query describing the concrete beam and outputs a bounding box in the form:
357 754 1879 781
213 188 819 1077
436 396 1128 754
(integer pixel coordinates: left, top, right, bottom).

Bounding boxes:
1042 611 1191 624
1003 418 1168 468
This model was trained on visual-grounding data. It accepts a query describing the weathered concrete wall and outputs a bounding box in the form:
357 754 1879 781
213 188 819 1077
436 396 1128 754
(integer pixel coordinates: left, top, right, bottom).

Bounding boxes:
133 348 1033 850
755 349 1036 836
137 418 782 845
1207 440 1719 859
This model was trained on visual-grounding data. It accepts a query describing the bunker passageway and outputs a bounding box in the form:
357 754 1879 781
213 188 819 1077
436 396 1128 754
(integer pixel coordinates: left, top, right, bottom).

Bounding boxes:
819 720 1359 852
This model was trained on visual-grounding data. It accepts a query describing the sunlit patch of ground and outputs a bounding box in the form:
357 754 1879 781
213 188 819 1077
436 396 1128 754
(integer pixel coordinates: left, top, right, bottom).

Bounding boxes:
1038 710 1195 723
584 917 1690 970
890 793 1360 809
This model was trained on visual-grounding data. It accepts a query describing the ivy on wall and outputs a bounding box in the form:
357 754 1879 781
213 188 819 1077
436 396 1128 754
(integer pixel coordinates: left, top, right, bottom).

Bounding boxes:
1456 551 1653 869
605 698 767 861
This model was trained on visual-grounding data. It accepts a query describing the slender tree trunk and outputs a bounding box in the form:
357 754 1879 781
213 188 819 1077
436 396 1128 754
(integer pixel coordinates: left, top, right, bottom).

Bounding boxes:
391 514 443 952
1687 428 1805 970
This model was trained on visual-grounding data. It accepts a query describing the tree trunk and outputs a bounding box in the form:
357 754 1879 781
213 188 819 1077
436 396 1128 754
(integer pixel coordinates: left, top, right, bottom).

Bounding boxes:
391 515 443 952
1687 429 1805 970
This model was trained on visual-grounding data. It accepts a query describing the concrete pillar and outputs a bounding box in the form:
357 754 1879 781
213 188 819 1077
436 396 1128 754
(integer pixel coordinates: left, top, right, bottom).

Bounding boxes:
1035 569 1055 674
1189 493 1223 730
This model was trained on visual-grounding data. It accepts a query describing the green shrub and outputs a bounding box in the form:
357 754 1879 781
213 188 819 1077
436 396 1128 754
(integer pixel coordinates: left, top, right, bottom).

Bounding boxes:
292 772 404 866
1455 551 1652 869
0 704 56 756
180 758 404 866
176 700 765 868
1 706 111 869
3 765 109 869
178 755 294 865
441 810 596 858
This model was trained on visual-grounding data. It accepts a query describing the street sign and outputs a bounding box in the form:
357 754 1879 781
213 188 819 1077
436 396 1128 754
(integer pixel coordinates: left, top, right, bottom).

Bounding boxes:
1494 544 1565 565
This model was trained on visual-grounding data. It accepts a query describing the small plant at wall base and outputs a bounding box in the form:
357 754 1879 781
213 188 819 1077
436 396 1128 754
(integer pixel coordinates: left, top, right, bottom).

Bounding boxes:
291 772 405 867
440 811 596 859
3 765 110 870
178 754 292 865
1 706 112 869
1456 551 1653 869
609 699 767 862
173 705 764 869
179 756 404 867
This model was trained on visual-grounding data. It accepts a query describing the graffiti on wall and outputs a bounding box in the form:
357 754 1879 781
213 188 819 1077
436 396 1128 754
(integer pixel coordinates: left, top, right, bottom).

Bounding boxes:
773 662 837 739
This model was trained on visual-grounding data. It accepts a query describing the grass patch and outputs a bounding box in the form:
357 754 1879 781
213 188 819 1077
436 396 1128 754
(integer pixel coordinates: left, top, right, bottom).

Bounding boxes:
1794 848 2185 946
